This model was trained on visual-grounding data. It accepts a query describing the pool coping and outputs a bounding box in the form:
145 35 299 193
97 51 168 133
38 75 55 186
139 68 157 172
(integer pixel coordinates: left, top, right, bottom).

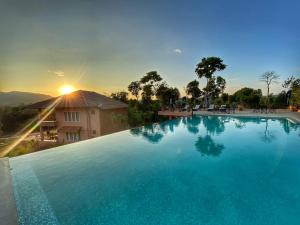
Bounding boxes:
193 111 300 124
0 158 18 225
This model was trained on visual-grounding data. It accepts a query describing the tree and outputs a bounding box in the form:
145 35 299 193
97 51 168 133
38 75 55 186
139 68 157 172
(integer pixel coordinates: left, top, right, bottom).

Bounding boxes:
216 76 226 94
282 76 300 108
204 77 219 98
272 91 287 108
282 76 300 89
282 76 300 107
0 106 37 135
141 84 153 102
260 71 280 108
231 87 262 108
156 83 180 107
195 57 226 107
140 71 162 85
128 81 141 100
111 91 128 103
156 82 169 106
186 80 202 100
195 57 226 84
290 88 300 108
140 71 163 102
221 93 229 103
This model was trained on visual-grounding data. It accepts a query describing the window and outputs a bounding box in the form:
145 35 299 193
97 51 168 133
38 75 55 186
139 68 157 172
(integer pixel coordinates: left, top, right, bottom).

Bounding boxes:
71 112 76 121
64 111 80 122
66 132 80 142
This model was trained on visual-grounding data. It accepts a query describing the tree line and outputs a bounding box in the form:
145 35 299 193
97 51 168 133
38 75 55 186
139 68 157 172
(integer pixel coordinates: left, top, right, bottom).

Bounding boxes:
111 56 299 126
0 56 299 135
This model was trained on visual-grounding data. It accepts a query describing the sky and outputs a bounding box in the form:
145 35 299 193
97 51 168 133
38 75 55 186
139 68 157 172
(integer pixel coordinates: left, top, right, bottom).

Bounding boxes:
0 0 299 96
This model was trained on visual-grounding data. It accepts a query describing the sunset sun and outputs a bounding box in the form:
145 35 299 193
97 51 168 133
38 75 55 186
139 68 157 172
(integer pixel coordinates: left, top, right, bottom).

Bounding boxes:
59 85 75 95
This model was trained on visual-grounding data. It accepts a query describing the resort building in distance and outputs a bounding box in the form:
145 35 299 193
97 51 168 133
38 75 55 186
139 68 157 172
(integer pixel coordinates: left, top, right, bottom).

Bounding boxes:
29 90 128 143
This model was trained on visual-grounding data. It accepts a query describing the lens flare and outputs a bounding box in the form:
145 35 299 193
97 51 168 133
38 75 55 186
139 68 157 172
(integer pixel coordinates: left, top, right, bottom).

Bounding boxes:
0 97 62 157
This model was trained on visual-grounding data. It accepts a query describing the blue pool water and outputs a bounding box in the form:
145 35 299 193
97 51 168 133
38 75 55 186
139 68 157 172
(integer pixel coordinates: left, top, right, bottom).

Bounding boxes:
10 116 300 225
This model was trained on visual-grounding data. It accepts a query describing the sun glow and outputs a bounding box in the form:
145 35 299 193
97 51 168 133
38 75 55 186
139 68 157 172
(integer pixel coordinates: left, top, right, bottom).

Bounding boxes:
59 85 75 95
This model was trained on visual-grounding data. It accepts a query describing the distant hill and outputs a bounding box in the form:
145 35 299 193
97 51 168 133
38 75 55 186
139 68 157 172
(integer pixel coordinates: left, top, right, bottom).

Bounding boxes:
0 91 52 107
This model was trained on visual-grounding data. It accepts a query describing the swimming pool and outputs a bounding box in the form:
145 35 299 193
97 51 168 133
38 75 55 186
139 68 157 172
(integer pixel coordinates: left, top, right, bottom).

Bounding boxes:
10 116 300 225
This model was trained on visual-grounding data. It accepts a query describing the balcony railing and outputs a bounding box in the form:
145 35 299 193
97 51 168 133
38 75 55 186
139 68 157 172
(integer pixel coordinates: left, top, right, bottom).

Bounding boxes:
40 121 57 127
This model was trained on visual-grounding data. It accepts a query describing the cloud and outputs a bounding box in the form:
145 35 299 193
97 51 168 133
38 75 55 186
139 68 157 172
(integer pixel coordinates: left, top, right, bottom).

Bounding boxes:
48 70 65 77
174 48 182 54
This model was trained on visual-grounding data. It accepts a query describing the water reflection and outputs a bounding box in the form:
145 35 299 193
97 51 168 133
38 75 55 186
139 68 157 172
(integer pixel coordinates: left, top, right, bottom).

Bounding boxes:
186 116 202 134
130 116 299 156
195 135 224 157
279 119 298 134
234 120 246 129
202 116 225 135
130 125 164 144
163 118 181 133
130 119 181 143
261 119 276 143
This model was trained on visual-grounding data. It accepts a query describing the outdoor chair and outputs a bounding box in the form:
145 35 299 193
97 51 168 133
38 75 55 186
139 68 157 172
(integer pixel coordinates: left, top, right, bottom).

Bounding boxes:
219 105 227 113
207 104 215 111
192 104 200 111
182 105 189 111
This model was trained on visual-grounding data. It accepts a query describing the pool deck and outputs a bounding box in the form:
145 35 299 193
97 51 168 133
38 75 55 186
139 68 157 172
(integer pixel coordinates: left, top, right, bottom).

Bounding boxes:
0 158 18 225
193 109 300 124
158 111 192 117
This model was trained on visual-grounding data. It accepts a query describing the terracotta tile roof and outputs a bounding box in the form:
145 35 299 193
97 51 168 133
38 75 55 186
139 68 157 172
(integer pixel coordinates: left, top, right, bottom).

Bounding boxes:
28 90 128 110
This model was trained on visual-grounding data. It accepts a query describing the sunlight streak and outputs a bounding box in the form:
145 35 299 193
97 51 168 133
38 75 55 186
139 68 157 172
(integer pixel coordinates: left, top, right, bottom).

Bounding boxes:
0 97 62 157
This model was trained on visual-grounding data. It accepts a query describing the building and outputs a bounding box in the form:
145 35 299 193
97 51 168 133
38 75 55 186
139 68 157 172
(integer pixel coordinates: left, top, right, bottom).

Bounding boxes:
29 90 128 143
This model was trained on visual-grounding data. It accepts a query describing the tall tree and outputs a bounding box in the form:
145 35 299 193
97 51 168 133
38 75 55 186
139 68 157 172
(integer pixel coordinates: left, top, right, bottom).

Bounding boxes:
195 57 226 85
204 77 218 98
260 71 280 108
195 57 226 107
186 80 202 100
128 81 141 100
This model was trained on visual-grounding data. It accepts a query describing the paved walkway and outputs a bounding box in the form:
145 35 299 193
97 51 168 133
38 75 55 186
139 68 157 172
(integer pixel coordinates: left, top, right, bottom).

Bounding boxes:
193 109 300 124
0 158 18 225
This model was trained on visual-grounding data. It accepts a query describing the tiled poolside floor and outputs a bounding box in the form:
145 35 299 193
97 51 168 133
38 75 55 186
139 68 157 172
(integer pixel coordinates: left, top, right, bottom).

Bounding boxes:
194 109 300 123
0 158 18 225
